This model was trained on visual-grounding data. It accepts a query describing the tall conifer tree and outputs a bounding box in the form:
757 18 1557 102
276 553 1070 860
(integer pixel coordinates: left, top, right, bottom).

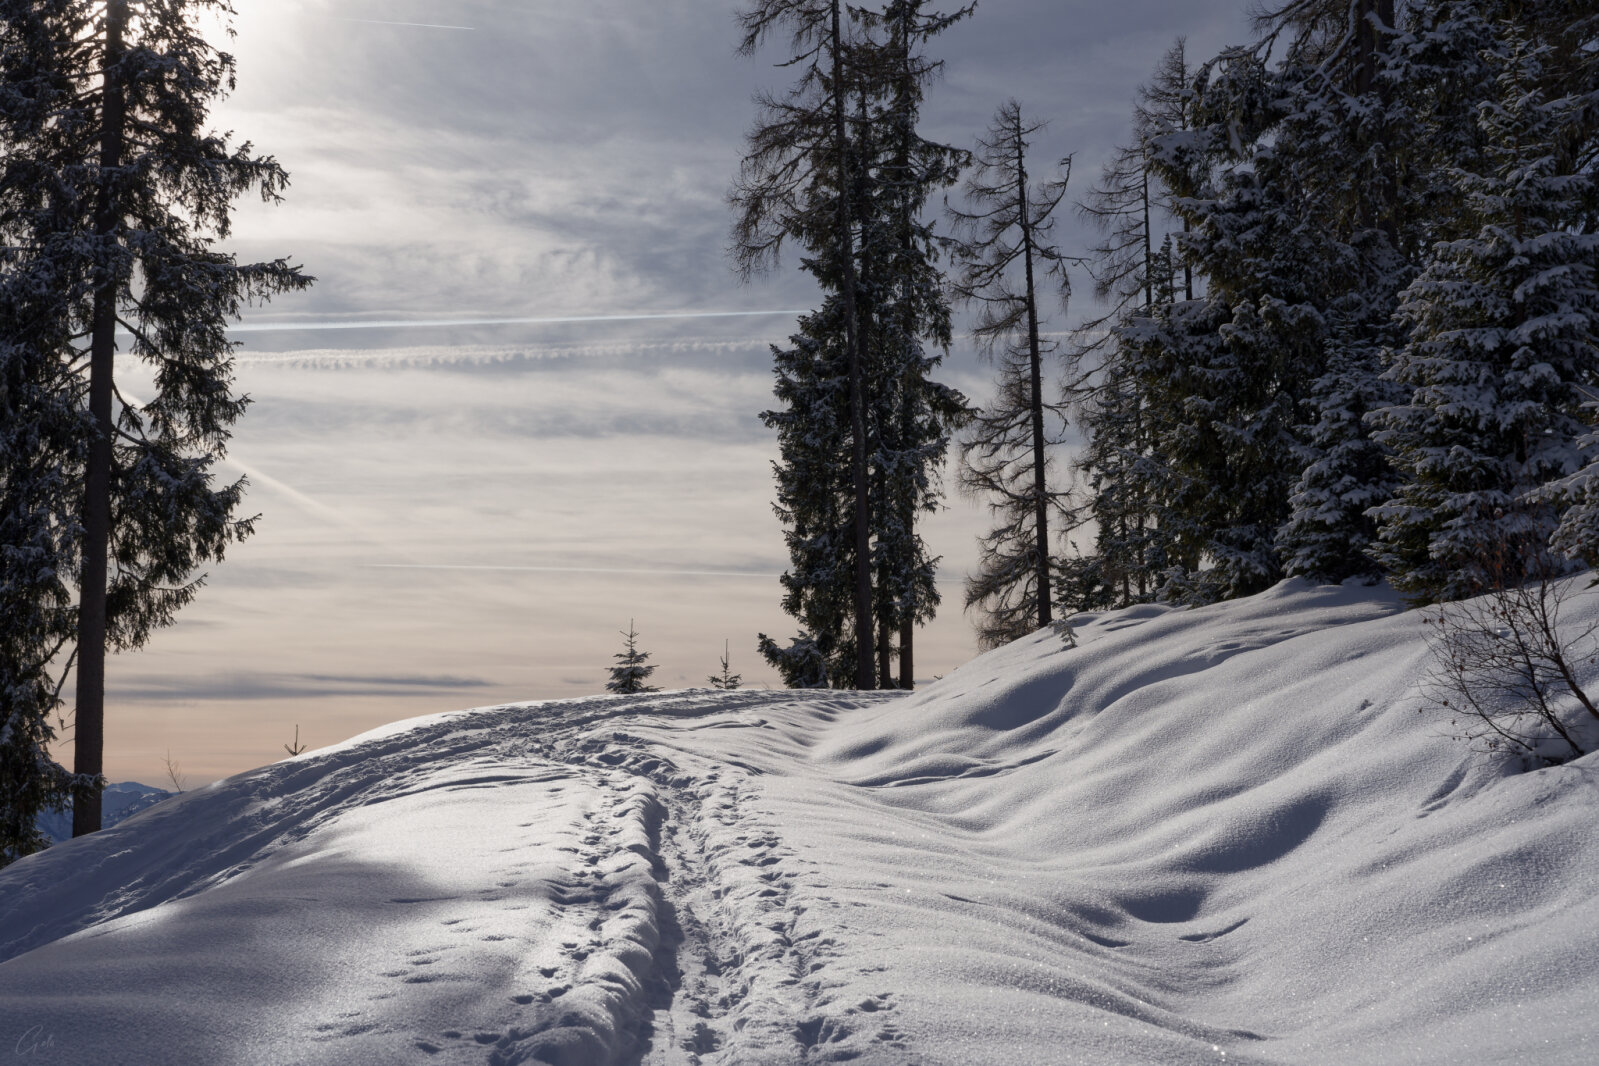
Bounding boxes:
734 0 876 689
1371 24 1599 598
739 1 967 686
1068 39 1198 610
857 0 970 686
950 102 1076 648
0 0 309 844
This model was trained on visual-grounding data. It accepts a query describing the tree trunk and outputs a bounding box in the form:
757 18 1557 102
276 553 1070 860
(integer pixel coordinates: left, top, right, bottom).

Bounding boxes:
829 0 874 689
898 616 913 689
1016 128 1052 630
73 0 128 839
1354 0 1397 241
877 619 892 689
1352 0 1394 97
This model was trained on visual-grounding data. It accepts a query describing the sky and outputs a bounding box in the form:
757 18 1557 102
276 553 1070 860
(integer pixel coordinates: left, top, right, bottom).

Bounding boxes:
82 0 1258 786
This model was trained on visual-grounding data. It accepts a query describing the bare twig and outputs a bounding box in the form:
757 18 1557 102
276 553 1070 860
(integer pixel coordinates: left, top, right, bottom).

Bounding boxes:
1422 540 1599 766
163 749 187 793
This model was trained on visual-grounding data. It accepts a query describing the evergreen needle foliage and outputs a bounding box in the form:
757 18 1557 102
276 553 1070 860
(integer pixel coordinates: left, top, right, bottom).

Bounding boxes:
736 0 970 687
0 0 311 857
1063 0 1597 619
708 640 743 690
608 621 660 695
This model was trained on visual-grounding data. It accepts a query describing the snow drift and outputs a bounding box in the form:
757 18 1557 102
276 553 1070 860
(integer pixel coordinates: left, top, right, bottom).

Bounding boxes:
1 579 1595 1065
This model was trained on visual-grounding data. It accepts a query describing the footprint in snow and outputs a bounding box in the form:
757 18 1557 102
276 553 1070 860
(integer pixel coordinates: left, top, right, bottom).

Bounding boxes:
856 991 896 1013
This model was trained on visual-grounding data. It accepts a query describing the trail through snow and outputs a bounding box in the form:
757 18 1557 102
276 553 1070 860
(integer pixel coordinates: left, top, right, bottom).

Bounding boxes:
1 579 1596 1065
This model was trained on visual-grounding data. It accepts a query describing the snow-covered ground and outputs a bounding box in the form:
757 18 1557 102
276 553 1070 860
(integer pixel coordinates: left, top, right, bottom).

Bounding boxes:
2 579 1595 1065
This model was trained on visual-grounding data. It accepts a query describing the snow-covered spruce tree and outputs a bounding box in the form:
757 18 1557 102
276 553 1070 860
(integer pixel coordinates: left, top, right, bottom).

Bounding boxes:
740 1 969 687
1515 9 1599 564
1370 24 1598 600
758 298 864 687
0 2 85 864
949 101 1076 649
1127 2 1421 601
0 206 80 864
0 0 310 841
1067 39 1198 611
756 629 833 688
607 621 660 695
1268 0 1413 583
734 0 876 689
1127 37 1333 605
855 0 970 686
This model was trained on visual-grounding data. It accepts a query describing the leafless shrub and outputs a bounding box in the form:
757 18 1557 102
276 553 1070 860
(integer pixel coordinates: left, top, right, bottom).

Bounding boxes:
1422 547 1599 766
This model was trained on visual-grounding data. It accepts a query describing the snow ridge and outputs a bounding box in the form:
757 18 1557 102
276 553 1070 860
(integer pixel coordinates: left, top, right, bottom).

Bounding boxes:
2 580 1597 1065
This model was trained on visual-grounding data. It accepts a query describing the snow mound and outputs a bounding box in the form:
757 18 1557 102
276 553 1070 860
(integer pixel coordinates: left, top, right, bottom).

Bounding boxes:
1 580 1596 1065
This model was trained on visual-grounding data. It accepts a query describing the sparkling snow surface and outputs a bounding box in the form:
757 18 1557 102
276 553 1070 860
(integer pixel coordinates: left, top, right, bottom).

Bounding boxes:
2 580 1596 1065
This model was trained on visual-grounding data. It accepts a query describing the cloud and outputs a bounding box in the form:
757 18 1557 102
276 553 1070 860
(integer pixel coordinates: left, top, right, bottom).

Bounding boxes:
228 309 809 334
322 17 476 32
112 672 495 703
365 563 782 580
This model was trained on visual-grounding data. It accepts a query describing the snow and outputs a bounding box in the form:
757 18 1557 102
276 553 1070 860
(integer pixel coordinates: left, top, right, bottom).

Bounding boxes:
33 782 171 845
2 579 1597 1064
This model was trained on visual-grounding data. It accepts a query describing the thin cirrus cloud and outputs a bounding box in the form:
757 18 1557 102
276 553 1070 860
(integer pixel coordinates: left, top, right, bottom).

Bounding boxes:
365 563 783 580
228 309 810 333
112 672 495 703
324 17 477 32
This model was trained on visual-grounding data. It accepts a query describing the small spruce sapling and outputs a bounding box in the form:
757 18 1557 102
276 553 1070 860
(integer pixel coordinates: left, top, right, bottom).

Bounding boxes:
608 620 661 695
708 640 743 690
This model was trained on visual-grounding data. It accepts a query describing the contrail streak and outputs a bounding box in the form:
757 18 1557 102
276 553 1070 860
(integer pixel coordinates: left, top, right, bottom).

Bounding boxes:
117 385 413 559
229 310 809 334
365 563 782 580
229 338 777 369
329 17 476 31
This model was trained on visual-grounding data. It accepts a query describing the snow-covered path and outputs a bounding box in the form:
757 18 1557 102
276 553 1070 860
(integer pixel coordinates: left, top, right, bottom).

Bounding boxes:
2 581 1597 1065
0 691 911 1065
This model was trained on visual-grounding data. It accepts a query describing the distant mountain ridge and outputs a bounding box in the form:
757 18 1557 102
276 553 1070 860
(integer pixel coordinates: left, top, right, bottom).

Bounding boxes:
35 782 171 845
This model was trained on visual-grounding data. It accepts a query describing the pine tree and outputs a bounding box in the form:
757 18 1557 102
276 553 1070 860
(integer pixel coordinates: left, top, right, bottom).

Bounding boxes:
734 0 875 688
1126 7 1421 602
756 629 833 688
607 621 660 694
0 0 310 843
1152 40 1340 603
1271 0 1411 583
708 640 743 690
1069 39 1198 610
950 101 1076 648
856 0 970 686
0 282 78 864
739 1 968 686
1371 24 1599 599
758 301 864 687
